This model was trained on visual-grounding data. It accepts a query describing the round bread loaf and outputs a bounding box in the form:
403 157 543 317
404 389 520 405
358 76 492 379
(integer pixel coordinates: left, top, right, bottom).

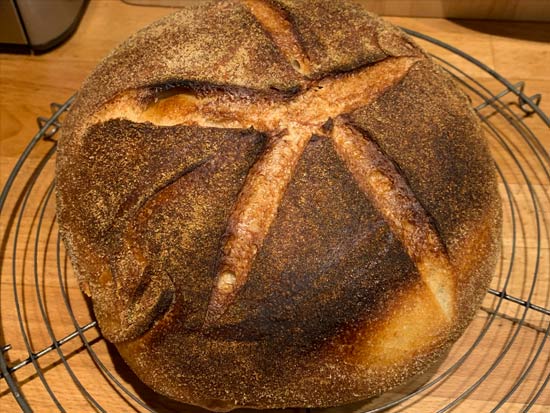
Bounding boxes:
56 0 502 410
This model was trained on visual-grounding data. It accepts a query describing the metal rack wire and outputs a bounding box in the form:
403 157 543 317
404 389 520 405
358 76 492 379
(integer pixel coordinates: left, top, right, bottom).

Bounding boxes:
1 30 549 412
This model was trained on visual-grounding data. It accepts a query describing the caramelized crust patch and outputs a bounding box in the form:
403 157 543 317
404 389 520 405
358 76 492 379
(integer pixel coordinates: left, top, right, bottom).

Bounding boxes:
331 120 456 320
343 279 449 366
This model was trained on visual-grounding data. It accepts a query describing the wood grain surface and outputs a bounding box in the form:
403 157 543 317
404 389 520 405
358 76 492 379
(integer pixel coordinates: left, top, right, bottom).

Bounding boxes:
1 1 549 412
124 0 550 22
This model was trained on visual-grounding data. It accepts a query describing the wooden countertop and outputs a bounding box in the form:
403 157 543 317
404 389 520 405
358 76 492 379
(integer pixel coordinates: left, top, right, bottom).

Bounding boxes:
1 1 549 412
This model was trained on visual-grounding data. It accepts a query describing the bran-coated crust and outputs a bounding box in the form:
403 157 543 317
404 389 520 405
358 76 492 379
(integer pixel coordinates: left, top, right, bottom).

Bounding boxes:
56 0 502 410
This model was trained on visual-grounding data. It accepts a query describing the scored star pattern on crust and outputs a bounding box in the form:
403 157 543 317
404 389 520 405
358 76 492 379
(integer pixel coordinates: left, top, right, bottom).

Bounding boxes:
84 0 456 330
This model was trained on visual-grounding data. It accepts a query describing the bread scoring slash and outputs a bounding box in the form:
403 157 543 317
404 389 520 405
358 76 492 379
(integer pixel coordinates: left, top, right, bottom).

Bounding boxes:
55 0 502 410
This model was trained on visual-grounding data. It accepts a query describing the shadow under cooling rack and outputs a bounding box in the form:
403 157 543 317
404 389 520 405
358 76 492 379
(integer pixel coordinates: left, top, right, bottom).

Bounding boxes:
0 30 549 413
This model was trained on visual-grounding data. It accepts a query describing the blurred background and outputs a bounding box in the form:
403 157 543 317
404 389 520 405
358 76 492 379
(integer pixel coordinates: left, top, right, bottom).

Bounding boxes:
1 0 549 54
125 0 550 20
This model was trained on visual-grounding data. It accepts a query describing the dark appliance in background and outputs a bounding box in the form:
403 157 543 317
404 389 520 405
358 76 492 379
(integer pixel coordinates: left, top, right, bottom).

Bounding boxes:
0 0 88 54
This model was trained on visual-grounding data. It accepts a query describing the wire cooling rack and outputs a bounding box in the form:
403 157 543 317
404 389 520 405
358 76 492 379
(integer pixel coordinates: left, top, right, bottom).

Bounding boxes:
0 29 549 413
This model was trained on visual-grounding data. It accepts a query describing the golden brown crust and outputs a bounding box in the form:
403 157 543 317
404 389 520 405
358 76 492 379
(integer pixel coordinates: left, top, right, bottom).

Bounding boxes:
56 120 267 342
61 0 303 146
268 0 384 76
56 0 501 410
347 58 501 265
240 0 312 74
331 119 456 320
117 136 425 409
205 127 313 325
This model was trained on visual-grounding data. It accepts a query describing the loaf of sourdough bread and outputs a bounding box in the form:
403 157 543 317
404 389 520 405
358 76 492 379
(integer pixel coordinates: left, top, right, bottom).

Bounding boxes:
56 0 502 410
